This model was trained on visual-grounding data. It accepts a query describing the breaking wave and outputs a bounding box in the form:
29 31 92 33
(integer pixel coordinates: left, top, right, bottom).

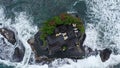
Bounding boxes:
0 0 120 68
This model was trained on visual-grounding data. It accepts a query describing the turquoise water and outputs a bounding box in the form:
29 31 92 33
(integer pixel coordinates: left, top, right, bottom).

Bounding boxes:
0 64 14 68
0 0 86 26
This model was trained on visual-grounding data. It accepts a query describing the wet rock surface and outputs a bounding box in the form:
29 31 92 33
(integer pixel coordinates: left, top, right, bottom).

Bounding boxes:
12 40 25 62
12 47 24 62
28 24 86 62
0 28 25 62
100 48 112 62
46 25 86 58
0 28 16 45
0 20 111 63
0 24 112 63
28 24 112 63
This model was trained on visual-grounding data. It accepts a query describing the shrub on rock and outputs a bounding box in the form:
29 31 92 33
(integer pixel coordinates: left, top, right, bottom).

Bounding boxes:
40 13 85 46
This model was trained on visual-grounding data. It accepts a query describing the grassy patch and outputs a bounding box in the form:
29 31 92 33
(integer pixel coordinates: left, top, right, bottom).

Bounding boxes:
40 13 85 46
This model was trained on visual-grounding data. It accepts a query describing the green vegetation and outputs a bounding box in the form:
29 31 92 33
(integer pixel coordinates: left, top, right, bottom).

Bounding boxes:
62 45 67 51
40 13 85 46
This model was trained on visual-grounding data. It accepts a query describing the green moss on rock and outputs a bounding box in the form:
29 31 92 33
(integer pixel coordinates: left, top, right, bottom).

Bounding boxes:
40 13 85 46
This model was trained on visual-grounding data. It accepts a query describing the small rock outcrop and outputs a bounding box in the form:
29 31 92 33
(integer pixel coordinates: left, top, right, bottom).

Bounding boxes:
0 27 25 62
0 28 16 45
100 48 112 62
12 40 25 62
12 47 24 62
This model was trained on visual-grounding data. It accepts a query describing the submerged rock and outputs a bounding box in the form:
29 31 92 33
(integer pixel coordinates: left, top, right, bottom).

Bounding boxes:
0 28 16 45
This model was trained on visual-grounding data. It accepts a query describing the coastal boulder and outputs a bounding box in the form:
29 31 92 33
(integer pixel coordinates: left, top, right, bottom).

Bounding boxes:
0 28 16 45
0 27 25 62
12 47 24 62
100 48 112 62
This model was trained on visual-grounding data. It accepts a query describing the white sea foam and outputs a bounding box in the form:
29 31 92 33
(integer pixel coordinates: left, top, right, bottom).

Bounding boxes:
83 23 98 50
53 0 120 68
12 12 38 68
0 6 39 68
1 0 120 68
85 0 120 49
27 64 48 68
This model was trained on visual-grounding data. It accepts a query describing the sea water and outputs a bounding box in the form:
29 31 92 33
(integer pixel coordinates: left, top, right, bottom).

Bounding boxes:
0 0 120 68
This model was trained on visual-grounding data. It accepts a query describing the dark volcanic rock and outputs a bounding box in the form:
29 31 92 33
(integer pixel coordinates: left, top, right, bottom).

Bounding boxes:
28 31 49 62
0 27 25 62
13 47 24 62
28 24 86 62
34 31 49 56
27 24 112 62
12 40 25 62
28 38 35 51
0 27 26 62
100 48 112 62
27 13 112 62
46 25 86 58
0 28 16 45
28 25 112 62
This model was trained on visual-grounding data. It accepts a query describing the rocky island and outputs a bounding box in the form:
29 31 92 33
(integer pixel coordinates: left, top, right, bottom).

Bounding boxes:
0 13 112 64
30 13 86 60
28 13 112 62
